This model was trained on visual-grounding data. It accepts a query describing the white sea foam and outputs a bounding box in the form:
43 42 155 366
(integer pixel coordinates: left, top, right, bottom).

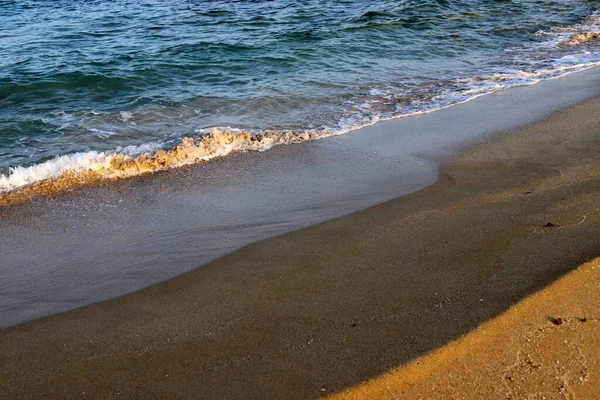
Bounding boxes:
119 111 134 122
0 151 114 192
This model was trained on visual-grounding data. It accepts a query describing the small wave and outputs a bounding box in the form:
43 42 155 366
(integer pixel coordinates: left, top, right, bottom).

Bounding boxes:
538 10 600 46
0 128 325 207
359 10 394 19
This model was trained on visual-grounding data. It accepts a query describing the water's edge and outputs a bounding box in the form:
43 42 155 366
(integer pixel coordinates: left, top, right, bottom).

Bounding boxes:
1 67 600 328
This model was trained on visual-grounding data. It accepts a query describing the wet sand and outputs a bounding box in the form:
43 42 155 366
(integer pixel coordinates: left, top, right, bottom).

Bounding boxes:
2 93 600 398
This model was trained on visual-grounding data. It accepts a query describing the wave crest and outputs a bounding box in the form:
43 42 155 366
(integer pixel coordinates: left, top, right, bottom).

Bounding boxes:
0 128 323 207
541 11 600 46
566 31 600 45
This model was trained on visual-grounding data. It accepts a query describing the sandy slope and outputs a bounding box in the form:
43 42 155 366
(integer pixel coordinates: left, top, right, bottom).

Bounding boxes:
1 97 600 399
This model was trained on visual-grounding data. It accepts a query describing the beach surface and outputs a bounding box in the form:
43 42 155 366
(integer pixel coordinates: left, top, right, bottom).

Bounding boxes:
2 90 600 398
332 257 600 399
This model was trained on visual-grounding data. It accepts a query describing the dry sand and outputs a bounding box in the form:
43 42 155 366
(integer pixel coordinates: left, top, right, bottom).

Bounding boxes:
1 97 600 399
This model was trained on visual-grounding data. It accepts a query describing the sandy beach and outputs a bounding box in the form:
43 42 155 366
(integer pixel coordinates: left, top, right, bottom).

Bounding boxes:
1 89 600 399
332 257 600 399
4 3 600 399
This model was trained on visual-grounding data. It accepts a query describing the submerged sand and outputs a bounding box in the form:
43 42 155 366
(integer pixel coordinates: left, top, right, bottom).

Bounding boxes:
1 96 600 398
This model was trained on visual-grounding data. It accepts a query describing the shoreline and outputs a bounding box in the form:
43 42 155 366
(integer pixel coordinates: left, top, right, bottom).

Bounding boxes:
2 87 600 398
2 67 600 328
1 64 600 208
3 63 599 206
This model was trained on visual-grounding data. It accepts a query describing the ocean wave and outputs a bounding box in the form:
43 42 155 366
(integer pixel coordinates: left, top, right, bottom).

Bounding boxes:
0 129 326 207
567 32 600 45
3 8 600 207
537 10 600 46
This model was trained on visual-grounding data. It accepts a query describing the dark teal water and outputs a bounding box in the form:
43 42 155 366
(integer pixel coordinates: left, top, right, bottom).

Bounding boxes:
1 0 600 190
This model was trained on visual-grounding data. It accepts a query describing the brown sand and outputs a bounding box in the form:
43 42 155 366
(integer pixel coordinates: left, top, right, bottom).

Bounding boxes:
1 97 600 399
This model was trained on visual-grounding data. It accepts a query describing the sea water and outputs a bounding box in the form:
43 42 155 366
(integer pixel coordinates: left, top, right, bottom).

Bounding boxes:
2 0 600 193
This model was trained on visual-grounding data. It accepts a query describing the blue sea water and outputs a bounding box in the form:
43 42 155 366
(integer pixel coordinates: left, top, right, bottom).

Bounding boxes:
1 0 600 191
